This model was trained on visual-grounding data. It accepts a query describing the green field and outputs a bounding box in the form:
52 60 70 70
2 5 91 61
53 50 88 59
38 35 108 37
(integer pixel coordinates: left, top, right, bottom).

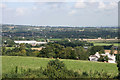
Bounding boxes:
49 38 61 41
93 43 120 46
6 47 15 50
2 56 118 77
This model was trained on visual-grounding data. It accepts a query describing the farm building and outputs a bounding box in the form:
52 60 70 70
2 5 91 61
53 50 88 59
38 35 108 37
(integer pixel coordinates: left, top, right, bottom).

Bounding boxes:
89 52 100 61
101 53 116 63
89 52 116 63
14 40 47 46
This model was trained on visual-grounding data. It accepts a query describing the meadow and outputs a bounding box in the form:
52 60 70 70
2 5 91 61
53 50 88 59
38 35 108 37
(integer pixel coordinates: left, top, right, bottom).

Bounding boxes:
2 56 118 78
94 43 119 46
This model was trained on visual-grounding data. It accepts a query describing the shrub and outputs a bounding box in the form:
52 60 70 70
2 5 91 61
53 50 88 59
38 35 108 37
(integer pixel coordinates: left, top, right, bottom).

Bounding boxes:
98 55 105 62
44 59 80 78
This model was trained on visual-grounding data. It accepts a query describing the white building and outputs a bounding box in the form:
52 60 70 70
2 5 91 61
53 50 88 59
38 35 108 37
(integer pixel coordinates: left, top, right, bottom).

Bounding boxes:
89 52 116 63
14 40 47 45
101 53 116 63
89 52 100 61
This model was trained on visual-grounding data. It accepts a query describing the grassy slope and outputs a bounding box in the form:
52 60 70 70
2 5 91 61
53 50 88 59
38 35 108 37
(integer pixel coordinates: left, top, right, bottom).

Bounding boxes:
2 56 118 77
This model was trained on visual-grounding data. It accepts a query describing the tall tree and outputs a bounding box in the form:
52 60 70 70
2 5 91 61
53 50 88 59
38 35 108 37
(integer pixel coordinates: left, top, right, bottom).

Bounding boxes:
89 46 104 55
110 46 114 55
19 43 26 56
2 46 6 55
74 46 87 60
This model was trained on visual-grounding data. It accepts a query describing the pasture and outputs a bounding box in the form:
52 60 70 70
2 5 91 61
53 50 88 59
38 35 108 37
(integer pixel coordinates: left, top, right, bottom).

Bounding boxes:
2 56 118 78
93 43 119 46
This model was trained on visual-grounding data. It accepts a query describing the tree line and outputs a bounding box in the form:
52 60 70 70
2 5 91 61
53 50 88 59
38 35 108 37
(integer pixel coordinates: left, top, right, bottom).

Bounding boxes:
2 40 107 61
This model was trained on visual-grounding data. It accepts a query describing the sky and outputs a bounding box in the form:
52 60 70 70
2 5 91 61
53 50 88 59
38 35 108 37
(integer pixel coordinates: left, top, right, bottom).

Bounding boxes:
0 0 119 27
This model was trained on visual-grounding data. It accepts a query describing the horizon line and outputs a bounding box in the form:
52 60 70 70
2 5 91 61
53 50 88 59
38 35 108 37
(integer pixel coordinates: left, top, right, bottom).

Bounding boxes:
1 23 118 27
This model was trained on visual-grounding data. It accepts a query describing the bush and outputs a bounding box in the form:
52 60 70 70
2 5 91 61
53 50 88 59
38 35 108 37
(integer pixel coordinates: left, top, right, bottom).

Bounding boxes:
44 59 80 78
98 55 105 62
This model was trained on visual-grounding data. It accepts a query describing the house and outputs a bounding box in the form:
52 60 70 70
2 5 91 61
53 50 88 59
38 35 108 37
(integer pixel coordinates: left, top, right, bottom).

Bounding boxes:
89 55 99 61
89 52 116 63
101 53 116 63
89 52 100 61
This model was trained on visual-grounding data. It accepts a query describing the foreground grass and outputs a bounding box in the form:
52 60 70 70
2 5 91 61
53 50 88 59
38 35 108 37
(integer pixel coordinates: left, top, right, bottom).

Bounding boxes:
2 56 118 77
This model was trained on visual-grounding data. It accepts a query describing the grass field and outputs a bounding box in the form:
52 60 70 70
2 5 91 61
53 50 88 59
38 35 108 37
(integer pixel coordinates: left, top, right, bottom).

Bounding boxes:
93 43 120 46
49 38 61 41
6 47 15 50
2 56 118 77
6 47 29 50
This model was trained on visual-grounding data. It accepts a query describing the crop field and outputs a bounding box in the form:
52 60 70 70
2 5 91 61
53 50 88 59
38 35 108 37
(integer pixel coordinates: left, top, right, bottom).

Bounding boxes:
2 56 118 77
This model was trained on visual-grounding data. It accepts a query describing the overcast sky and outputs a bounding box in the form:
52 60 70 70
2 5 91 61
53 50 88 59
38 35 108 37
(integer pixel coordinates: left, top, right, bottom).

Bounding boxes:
0 1 118 27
